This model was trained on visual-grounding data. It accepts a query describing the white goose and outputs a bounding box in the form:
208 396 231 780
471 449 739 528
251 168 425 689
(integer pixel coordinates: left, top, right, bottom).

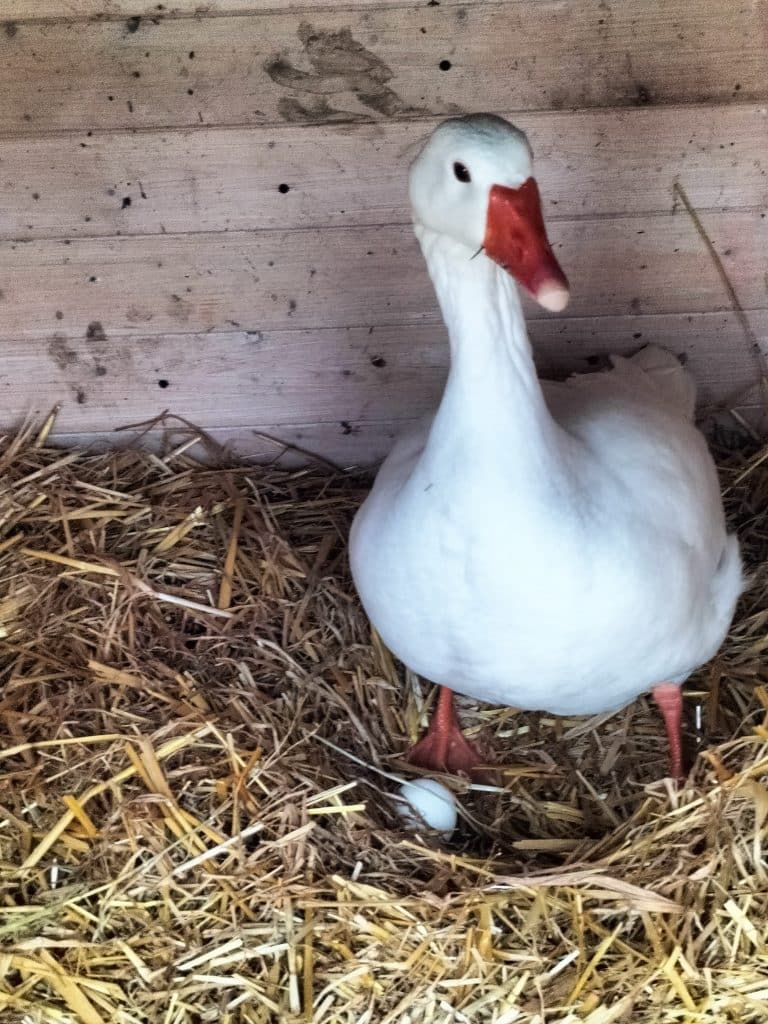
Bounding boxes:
349 115 742 780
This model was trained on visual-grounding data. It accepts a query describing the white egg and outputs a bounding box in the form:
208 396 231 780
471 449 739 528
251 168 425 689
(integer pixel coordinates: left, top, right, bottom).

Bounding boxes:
394 778 458 837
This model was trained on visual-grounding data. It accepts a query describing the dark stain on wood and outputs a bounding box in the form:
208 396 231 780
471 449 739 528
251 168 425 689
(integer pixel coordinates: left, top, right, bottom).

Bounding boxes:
126 306 154 323
265 22 425 124
86 321 107 342
48 333 78 370
168 294 192 322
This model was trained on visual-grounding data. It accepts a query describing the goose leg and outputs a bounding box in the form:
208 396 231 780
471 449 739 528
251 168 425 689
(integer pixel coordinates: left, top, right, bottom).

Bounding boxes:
652 682 684 781
408 686 485 778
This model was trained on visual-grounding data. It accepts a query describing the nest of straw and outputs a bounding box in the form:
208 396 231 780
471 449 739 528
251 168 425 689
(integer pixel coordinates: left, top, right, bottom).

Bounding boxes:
1 413 768 1024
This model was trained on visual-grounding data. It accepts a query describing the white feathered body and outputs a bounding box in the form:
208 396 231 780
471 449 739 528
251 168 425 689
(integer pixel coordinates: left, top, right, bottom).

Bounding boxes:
350 346 742 715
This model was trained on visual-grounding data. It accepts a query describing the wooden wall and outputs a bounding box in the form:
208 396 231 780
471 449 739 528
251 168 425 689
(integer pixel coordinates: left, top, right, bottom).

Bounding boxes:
1 1 766 464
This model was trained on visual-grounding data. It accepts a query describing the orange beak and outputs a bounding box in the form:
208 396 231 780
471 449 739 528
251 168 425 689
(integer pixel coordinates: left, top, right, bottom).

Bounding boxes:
482 178 569 312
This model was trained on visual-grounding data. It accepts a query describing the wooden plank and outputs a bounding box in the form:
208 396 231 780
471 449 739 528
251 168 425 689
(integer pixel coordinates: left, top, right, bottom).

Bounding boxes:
0 213 765 339
45 420 409 468
4 105 767 240
2 1 441 20
0 2 764 135
2 313 764 438
45 395 768 469
40 396 768 470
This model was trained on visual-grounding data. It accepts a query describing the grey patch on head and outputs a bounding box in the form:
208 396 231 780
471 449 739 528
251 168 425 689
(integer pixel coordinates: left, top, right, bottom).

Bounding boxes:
266 21 427 124
48 333 77 371
435 113 532 155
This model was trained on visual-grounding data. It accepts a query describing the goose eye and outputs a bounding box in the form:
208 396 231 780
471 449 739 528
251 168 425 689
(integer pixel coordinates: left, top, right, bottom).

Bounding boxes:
453 161 471 183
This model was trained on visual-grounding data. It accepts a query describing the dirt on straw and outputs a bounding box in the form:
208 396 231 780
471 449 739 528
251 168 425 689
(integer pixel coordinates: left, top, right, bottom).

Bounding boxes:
1 414 768 1024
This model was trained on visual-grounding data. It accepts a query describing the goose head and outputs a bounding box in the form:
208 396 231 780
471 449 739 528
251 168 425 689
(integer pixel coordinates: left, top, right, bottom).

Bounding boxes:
409 114 569 312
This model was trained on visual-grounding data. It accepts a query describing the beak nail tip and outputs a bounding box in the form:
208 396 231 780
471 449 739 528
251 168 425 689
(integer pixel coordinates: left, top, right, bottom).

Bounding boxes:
537 283 570 313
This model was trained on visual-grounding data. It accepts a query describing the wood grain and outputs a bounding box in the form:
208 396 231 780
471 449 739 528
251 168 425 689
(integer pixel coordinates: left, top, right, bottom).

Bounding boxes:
0 2 764 135
3 313 764 439
1 213 765 341
46 401 767 470
2 1 459 20
39 405 768 470
3 105 766 241
45 421 410 468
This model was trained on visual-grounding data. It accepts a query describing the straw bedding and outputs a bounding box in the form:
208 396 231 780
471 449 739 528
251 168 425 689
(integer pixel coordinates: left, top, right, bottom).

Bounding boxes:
1 414 768 1024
